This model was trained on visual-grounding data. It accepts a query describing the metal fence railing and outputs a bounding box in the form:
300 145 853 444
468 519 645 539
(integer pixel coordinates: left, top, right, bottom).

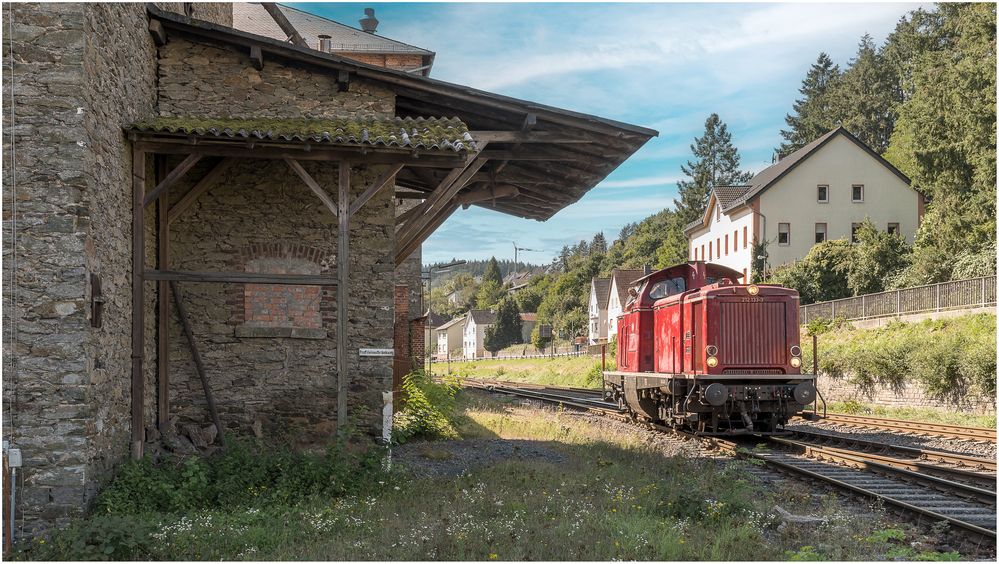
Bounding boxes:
431 350 587 363
800 276 996 324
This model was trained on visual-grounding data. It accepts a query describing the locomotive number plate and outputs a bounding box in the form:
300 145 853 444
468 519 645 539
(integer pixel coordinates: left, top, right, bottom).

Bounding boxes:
740 297 764 303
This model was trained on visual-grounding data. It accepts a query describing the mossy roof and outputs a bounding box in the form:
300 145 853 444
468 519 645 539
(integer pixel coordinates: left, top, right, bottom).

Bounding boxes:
127 116 476 152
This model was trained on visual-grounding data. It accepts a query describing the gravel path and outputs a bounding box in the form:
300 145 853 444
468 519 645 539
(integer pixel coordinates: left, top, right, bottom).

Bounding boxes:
785 420 997 459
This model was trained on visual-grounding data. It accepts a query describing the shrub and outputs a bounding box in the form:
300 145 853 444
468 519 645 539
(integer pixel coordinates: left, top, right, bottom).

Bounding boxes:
18 516 157 561
392 370 460 443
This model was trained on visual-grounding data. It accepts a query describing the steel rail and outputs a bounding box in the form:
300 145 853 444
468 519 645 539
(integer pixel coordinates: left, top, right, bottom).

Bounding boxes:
789 428 997 472
809 413 997 443
460 381 997 541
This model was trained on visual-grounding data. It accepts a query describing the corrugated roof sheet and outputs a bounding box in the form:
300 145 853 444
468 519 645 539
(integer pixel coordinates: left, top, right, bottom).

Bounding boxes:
128 116 475 152
232 3 433 56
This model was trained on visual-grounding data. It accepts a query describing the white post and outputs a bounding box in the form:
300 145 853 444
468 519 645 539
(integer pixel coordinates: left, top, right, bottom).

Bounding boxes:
935 283 941 312
862 295 866 318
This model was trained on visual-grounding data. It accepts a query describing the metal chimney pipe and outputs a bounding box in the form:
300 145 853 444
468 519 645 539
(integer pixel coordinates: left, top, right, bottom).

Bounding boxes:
317 34 332 52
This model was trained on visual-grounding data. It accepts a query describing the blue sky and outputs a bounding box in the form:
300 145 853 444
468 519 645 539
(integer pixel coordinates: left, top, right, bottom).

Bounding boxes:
291 1 921 265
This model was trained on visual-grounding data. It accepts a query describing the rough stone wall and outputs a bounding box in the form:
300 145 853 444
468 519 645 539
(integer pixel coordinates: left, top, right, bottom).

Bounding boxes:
165 158 394 442
816 377 995 415
155 2 233 26
157 38 395 119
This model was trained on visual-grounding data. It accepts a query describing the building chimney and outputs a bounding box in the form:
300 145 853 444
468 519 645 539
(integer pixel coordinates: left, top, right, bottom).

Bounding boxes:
317 34 332 52
359 8 378 33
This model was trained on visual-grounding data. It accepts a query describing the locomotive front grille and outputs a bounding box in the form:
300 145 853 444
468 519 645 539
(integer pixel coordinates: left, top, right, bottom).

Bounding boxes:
718 301 787 366
722 368 783 374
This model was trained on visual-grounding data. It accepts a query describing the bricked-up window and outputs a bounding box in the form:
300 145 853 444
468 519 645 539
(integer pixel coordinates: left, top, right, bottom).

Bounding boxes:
245 258 322 328
733 229 738 250
743 226 748 249
230 244 333 333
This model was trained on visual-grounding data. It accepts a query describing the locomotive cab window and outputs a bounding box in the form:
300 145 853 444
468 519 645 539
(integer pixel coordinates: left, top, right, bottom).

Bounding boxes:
649 277 686 300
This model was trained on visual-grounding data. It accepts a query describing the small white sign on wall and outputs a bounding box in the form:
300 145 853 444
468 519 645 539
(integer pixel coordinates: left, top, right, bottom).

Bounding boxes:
359 348 394 357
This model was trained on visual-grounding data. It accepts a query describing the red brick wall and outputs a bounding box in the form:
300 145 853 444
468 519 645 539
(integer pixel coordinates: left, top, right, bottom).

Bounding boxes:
227 243 334 329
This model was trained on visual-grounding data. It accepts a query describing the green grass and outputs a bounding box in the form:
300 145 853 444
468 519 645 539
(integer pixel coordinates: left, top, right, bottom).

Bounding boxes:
20 390 950 561
443 354 607 388
825 400 997 429
803 313 996 406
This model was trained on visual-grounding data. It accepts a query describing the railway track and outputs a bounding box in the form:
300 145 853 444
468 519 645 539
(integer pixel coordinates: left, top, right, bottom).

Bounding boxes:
802 413 997 443
460 378 997 542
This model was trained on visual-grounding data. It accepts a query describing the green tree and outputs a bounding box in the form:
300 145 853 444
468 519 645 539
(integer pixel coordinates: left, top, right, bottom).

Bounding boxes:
886 3 997 284
482 256 503 287
779 52 843 154
475 279 504 309
674 114 752 227
483 297 523 353
514 274 550 313
847 220 911 295
830 34 899 153
767 240 852 304
590 232 608 255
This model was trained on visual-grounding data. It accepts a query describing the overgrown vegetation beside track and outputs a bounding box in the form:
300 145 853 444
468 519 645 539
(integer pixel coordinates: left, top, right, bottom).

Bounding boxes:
16 383 971 561
803 313 997 404
442 354 607 388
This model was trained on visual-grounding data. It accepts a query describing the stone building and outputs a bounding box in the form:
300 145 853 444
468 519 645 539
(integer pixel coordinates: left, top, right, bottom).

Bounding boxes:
2 2 655 538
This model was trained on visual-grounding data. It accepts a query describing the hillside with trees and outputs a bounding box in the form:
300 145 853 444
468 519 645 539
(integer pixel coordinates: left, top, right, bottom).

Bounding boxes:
428 3 995 335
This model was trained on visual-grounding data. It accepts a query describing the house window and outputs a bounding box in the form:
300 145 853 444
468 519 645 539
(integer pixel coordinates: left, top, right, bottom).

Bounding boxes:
708 241 713 261
817 184 829 203
887 222 900 236
852 184 864 202
743 226 748 249
815 223 827 244
716 206 721 221
733 229 738 250
716 238 721 258
724 234 729 256
851 223 861 243
701 244 705 261
778 223 790 246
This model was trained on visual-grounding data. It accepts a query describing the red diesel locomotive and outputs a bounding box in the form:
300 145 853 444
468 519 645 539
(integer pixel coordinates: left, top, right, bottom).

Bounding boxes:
603 261 816 434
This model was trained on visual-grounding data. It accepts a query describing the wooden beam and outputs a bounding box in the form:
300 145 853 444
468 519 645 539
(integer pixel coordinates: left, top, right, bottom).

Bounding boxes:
284 157 338 217
170 281 226 449
167 158 236 225
395 202 425 230
156 157 170 433
131 148 145 460
396 202 458 265
394 191 428 199
522 113 537 131
454 184 519 206
132 139 468 167
249 45 264 70
336 162 350 437
143 153 202 207
479 150 582 161
148 18 167 46
145 270 338 286
397 150 490 247
469 131 594 143
261 3 308 47
350 163 403 217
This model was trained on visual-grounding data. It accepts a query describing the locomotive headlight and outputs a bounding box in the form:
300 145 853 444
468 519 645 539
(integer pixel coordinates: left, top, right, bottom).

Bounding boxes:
705 345 718 356
706 356 719 367
790 345 802 357
747 284 760 295
790 357 802 368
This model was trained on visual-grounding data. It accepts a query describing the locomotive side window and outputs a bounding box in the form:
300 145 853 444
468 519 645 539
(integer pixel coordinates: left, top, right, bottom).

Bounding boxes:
648 277 686 299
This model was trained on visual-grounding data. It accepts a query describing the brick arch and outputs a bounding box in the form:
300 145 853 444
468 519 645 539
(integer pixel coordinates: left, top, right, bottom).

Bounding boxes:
227 243 336 330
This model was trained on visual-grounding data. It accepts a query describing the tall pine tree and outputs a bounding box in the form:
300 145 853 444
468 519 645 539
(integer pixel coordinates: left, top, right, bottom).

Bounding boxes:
779 52 842 155
673 114 751 227
831 34 898 153
482 256 503 286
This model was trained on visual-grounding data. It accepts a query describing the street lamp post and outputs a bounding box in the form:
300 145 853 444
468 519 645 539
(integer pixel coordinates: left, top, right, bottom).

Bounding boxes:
425 259 466 378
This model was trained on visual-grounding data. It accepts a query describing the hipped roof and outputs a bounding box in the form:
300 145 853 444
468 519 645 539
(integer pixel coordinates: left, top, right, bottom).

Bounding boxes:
146 5 657 222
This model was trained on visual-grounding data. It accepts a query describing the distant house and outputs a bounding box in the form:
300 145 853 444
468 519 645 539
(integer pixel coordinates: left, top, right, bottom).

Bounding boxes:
588 277 611 344
607 269 648 340
519 312 537 344
463 309 497 359
685 127 922 279
434 316 466 360
423 311 449 355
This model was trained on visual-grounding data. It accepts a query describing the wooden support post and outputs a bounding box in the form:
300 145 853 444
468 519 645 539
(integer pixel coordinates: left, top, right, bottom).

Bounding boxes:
350 163 403 217
156 157 170 433
170 282 226 448
131 149 146 460
337 162 350 437
249 46 264 70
